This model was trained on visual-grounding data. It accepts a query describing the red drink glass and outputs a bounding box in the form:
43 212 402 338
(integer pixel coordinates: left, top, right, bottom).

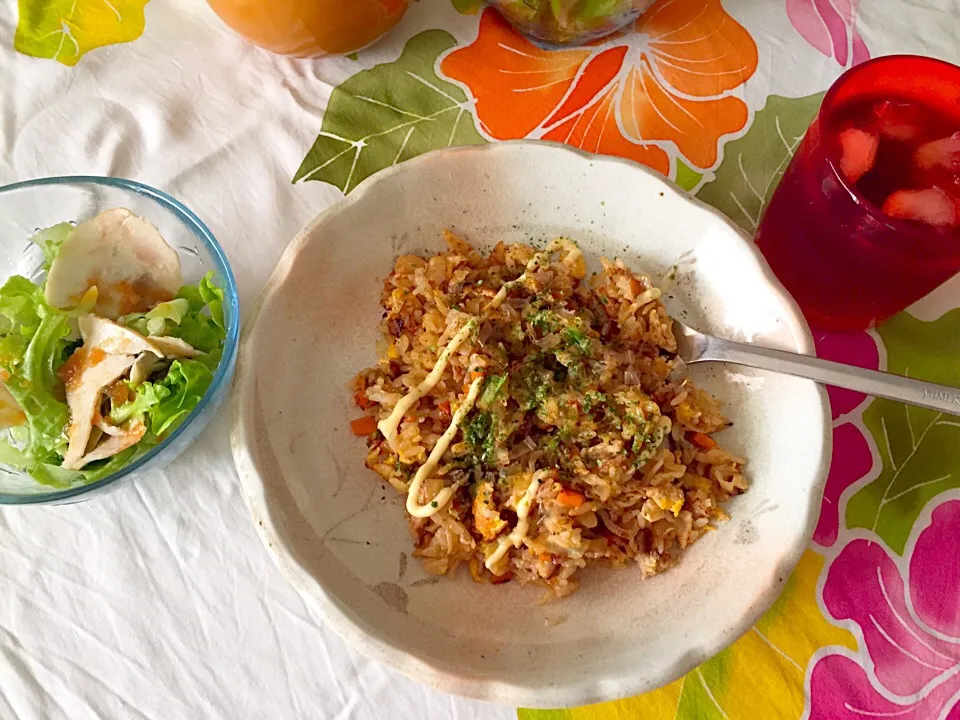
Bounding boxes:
755 56 960 331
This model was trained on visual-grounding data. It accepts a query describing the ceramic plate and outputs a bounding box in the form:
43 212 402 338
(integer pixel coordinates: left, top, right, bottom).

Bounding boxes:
231 141 831 708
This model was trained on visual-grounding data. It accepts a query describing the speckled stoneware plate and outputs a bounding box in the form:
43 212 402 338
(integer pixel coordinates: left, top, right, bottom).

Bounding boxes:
230 141 831 708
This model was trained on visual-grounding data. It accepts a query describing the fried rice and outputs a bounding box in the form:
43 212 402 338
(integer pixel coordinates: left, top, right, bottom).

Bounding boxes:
350 232 747 598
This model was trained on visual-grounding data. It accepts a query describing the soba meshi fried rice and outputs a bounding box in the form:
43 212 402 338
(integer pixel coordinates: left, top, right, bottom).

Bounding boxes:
350 232 747 598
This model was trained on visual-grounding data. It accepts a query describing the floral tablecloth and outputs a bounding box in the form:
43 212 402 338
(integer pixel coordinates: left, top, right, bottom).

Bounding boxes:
2 0 960 718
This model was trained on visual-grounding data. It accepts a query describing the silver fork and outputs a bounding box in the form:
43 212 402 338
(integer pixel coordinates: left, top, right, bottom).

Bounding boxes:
673 320 960 417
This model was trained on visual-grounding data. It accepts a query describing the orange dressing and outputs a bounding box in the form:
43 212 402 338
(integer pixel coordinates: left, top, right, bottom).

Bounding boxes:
58 349 87 390
74 272 175 315
105 379 132 408
58 347 108 391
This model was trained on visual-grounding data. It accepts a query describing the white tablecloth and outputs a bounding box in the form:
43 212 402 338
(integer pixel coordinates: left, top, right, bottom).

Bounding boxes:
5 0 960 717
0 2 514 717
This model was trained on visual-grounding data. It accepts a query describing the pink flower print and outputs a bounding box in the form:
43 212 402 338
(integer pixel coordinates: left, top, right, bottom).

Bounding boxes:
786 0 870 69
814 330 880 420
808 651 960 720
810 500 960 719
910 502 960 640
814 423 873 547
812 329 879 548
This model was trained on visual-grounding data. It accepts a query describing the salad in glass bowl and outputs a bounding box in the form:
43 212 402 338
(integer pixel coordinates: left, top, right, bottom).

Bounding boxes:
0 181 238 504
490 0 655 46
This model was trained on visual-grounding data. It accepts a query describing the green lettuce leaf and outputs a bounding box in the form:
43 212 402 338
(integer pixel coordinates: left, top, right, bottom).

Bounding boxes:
109 382 170 426
0 276 72 461
30 434 160 488
127 297 191 336
112 358 213 437
120 271 226 356
28 222 73 271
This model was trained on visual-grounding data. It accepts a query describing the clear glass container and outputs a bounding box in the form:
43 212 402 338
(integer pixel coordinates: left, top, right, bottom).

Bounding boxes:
489 0 654 46
0 177 240 505
755 56 960 331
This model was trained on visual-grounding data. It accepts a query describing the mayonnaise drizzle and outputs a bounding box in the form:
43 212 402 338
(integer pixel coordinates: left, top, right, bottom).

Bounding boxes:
386 240 574 523
378 319 477 451
483 248 550 313
380 246 555 451
484 470 549 570
405 376 484 518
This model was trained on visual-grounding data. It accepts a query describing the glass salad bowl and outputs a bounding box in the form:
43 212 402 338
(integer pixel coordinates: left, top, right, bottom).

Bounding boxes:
0 177 240 505
489 0 655 46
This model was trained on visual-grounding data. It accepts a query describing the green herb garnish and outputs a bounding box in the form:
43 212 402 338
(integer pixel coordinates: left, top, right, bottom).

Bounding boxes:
463 411 498 465
564 327 591 353
480 374 507 407
529 309 558 334
582 390 604 413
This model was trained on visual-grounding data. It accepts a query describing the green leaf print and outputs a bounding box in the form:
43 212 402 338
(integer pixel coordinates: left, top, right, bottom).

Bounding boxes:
846 309 960 554
293 30 487 194
451 0 484 12
697 93 824 233
674 159 703 193
15 0 149 66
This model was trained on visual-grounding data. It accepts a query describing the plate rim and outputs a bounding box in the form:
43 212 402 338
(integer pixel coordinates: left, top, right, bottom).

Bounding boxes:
230 139 833 708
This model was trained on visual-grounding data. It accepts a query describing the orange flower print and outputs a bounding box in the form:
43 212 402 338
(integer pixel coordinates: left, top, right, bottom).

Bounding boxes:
441 1 758 176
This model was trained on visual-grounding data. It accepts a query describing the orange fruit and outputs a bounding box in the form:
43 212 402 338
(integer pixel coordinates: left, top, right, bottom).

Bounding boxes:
207 0 410 57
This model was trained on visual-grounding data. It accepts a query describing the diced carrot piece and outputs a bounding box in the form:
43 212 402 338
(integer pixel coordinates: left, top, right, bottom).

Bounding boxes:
557 489 585 508
353 391 374 410
350 416 377 436
437 400 451 417
689 431 717 450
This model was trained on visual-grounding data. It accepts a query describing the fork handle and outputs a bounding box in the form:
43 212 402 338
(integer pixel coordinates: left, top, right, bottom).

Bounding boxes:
706 337 960 417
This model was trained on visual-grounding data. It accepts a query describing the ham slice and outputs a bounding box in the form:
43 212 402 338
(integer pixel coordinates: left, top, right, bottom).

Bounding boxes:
147 336 198 359
45 209 182 319
129 352 162 387
73 419 147 470
78 315 197 359
62 353 137 470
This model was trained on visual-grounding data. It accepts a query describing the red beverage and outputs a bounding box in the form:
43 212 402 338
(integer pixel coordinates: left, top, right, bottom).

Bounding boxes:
755 56 960 331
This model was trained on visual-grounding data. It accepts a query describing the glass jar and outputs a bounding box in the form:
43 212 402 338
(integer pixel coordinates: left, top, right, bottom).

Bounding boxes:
489 0 654 47
207 0 410 58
